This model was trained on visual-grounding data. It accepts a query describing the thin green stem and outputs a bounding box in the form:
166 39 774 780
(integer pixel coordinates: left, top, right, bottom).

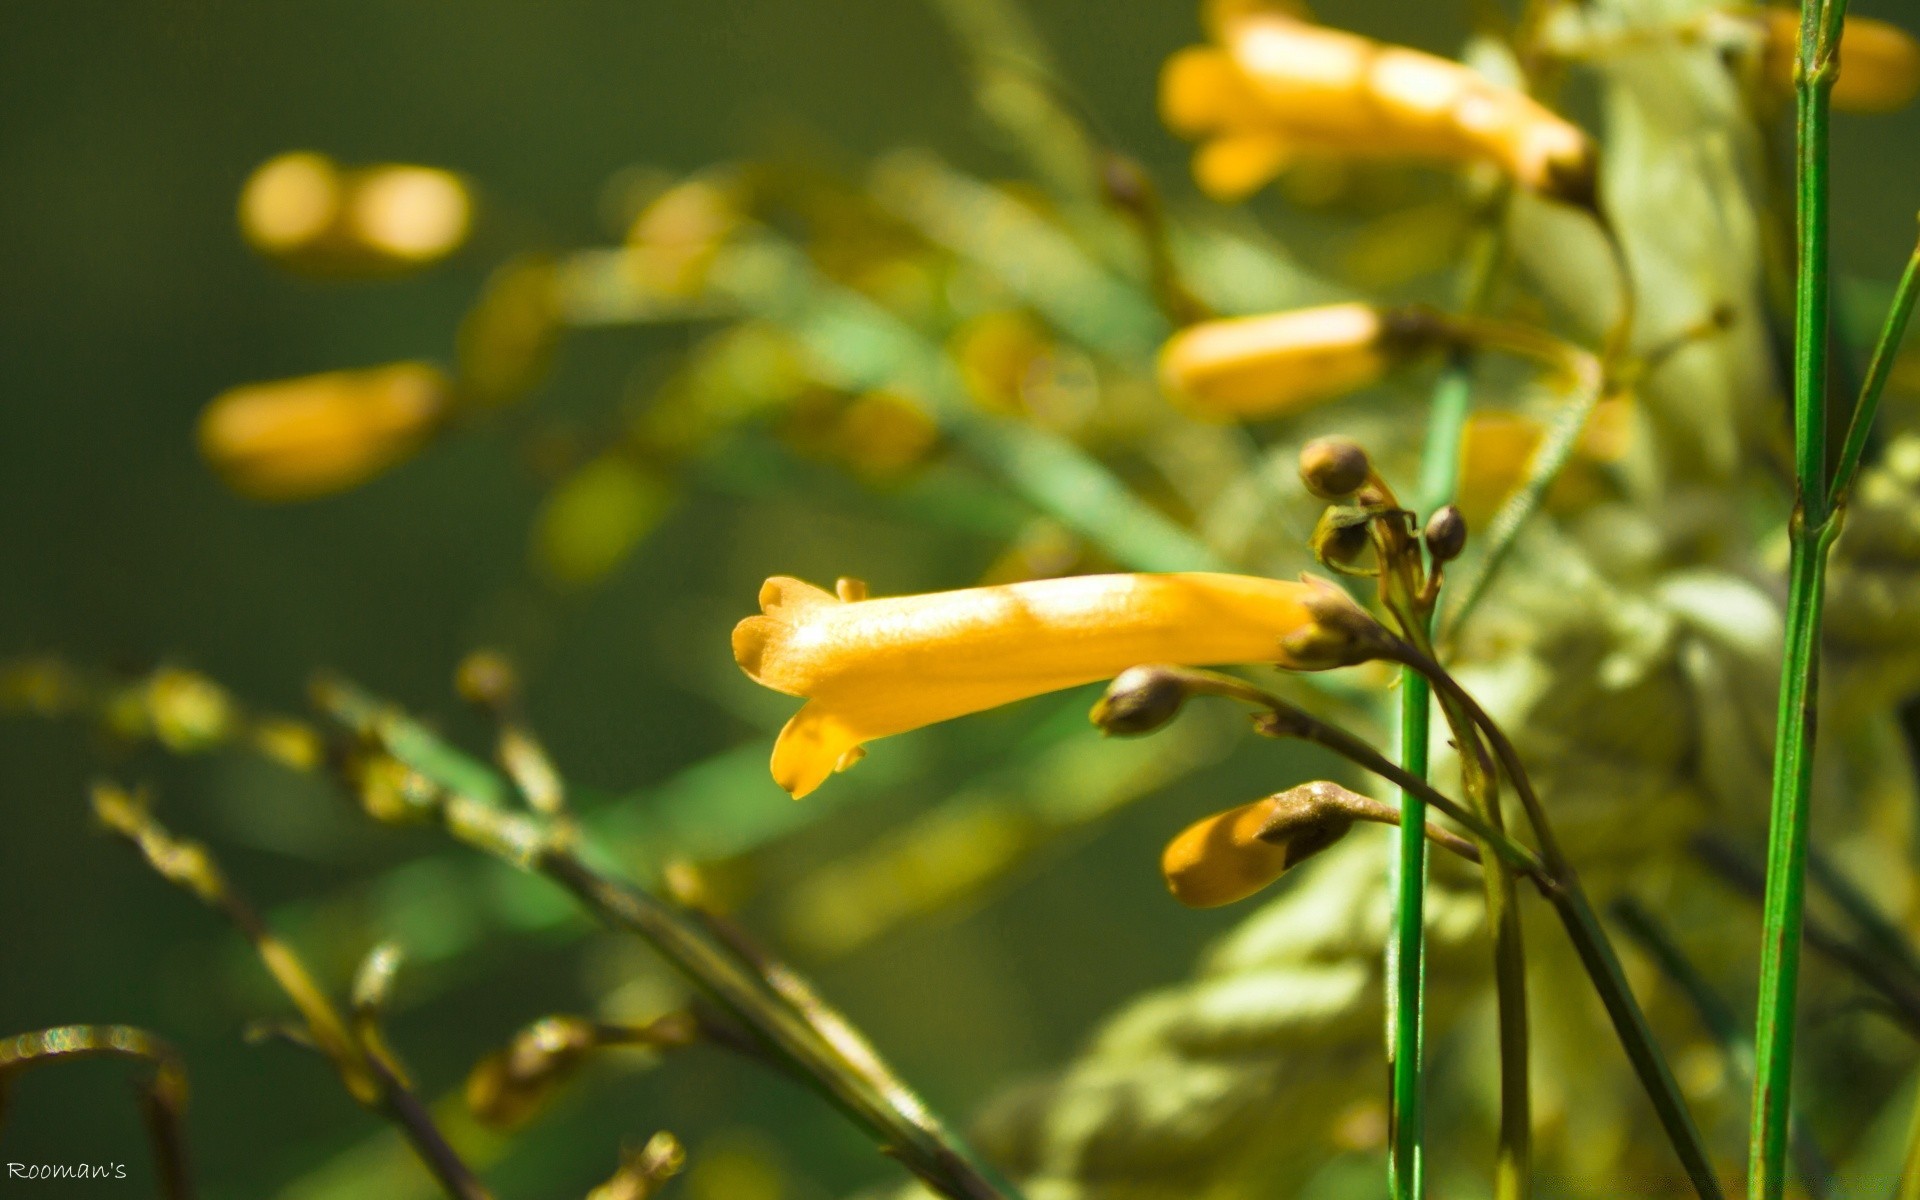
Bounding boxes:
1393 648 1725 1198
1751 2 1847 1193
1390 203 1508 1200
1829 229 1920 512
1390 201 1505 1190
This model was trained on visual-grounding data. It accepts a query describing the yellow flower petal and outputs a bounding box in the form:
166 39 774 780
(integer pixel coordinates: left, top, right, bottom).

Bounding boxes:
1192 132 1296 203
735 573 1313 797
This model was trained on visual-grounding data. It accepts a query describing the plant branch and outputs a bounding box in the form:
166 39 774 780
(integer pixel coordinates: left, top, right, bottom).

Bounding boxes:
0 1024 194 1200
1752 4 1850 1192
312 675 1019 1200
89 784 494 1200
1390 187 1511 1200
1380 648 1724 1199
1829 222 1920 511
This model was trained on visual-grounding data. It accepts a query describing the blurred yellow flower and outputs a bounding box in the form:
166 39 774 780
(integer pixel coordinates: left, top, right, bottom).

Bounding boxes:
1158 303 1417 419
1760 11 1920 113
1160 11 1596 204
734 573 1314 797
198 362 450 501
238 152 472 275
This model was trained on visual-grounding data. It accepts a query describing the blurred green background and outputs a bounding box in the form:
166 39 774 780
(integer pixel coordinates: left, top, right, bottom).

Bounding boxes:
3 1 1918 1197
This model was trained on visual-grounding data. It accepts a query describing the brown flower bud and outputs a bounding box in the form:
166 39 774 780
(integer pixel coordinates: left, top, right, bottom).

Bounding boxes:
1299 437 1372 500
1310 507 1375 571
1090 665 1193 736
1423 504 1467 563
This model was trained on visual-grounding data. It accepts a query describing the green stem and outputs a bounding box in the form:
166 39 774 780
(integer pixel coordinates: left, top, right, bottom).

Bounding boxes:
1751 529 1834 1199
1396 651 1725 1198
1751 3 1846 1193
1829 229 1920 512
1428 673 1532 1200
1390 202 1507 1200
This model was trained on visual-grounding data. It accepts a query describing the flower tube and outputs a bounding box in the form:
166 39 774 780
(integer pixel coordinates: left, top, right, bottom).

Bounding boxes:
198 362 451 501
1160 11 1597 204
1158 303 1439 419
734 573 1316 797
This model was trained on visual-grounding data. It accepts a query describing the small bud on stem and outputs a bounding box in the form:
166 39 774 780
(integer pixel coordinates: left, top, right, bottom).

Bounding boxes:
1299 436 1373 500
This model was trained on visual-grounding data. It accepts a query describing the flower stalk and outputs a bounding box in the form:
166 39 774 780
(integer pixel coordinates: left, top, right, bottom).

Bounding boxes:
1751 2 1920 1195
1391 199 1509 1200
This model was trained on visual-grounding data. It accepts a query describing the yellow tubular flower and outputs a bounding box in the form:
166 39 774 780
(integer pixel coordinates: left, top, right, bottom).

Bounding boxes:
1762 11 1920 113
1159 303 1432 419
198 363 451 501
734 573 1314 798
1160 11 1598 205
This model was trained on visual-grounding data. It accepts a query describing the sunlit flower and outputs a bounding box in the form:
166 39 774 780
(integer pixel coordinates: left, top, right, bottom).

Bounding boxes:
239 152 472 276
198 362 451 501
1160 11 1597 204
734 573 1317 797
1158 303 1430 418
1760 11 1920 113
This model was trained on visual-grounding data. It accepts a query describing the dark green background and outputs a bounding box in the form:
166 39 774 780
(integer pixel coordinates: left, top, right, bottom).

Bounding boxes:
3 2 1916 1196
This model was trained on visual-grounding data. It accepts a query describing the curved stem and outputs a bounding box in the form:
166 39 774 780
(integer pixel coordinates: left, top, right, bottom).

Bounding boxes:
1388 649 1725 1199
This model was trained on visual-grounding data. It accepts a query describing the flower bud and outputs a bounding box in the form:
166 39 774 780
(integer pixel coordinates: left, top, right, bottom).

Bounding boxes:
1299 436 1373 500
239 152 471 276
1423 504 1467 564
1310 507 1374 570
198 362 451 502
1161 781 1361 907
455 649 520 713
465 1016 598 1130
1090 665 1193 736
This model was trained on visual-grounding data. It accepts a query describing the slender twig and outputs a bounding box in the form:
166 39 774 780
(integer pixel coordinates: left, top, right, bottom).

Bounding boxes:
1829 222 1920 511
1611 900 1831 1198
313 675 1019 1200
1379 648 1725 1199
89 784 494 1200
0 1025 194 1199
1390 188 1511 1200
1748 3 1890 1192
